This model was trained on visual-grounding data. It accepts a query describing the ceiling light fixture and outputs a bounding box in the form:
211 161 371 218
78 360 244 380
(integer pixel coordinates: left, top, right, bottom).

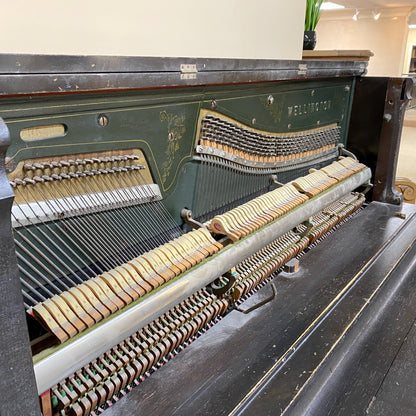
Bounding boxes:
321 2 345 10
373 10 381 20
353 9 359 21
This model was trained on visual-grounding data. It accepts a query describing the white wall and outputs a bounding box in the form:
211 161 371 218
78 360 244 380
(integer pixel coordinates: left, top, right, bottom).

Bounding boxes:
316 8 411 77
0 0 305 60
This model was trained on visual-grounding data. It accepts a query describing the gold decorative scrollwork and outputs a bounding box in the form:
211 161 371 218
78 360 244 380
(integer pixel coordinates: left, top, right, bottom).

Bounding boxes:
395 177 416 204
160 110 186 185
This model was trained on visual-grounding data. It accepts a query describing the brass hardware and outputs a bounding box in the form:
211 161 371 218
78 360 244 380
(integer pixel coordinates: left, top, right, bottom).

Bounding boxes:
395 177 416 204
97 114 109 127
180 208 205 230
270 175 284 188
20 124 66 141
209 272 236 297
235 283 277 314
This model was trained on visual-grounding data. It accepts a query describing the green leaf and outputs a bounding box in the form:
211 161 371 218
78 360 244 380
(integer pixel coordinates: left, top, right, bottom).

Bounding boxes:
305 0 323 31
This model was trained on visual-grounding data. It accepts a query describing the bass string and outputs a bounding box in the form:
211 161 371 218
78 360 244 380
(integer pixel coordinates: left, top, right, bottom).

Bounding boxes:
12 200 92 285
79 167 179 252
14 185 102 276
62 172 143 262
55 177 132 266
37 180 120 271
100 169 177 249
13 222 84 288
13 186 107 305
11 164 186 306
123 168 183 240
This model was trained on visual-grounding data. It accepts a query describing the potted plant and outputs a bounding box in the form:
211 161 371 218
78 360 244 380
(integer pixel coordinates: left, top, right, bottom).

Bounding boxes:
304 0 324 50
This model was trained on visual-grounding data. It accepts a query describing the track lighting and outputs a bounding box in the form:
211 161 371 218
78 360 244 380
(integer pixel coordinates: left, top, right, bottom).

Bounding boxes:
353 9 359 21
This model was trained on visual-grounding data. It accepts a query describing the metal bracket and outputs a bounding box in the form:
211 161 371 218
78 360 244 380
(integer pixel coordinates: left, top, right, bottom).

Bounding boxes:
372 78 413 205
180 63 197 80
337 143 358 160
298 63 308 76
361 182 373 195
270 175 284 188
294 219 314 238
209 272 236 297
180 208 205 230
235 283 277 314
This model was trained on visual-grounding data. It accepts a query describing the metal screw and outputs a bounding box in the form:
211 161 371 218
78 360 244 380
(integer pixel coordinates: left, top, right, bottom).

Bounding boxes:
267 95 274 105
345 85 351 92
252 118 256 125
168 132 174 141
288 123 291 129
5 157 14 171
98 114 109 127
211 100 217 109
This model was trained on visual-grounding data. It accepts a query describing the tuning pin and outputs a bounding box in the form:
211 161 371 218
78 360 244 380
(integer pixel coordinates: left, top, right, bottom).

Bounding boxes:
33 163 45 170
23 164 36 171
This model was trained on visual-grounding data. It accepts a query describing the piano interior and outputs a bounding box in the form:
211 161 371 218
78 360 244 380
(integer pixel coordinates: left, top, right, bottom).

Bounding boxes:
0 55 415 416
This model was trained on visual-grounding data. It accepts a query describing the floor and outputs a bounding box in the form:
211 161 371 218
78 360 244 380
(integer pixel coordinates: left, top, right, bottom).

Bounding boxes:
397 108 416 183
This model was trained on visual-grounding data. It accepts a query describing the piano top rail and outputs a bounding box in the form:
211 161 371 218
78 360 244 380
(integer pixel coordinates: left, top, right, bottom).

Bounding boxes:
0 54 368 96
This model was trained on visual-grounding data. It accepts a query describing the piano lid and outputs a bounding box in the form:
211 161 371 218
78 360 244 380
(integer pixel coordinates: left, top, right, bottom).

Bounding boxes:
0 53 368 96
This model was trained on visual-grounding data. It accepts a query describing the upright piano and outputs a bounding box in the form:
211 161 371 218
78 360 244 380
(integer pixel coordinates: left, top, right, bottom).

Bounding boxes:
0 54 415 416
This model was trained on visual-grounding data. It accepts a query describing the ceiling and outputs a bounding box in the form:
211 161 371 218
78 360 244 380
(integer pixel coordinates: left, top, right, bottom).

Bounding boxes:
329 0 416 9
